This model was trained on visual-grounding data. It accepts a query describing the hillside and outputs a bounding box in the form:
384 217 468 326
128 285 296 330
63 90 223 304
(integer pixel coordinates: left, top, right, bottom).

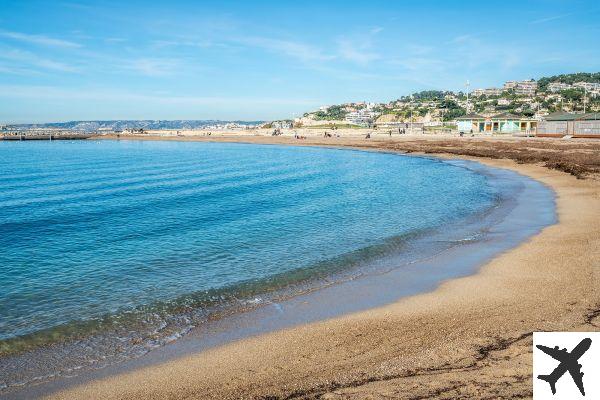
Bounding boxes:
537 72 600 89
303 72 600 126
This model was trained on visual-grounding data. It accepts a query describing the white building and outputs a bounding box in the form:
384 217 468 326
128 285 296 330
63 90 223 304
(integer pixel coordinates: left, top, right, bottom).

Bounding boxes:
503 80 537 95
573 82 600 92
345 109 379 126
548 82 572 92
272 120 293 129
498 98 510 106
516 81 537 95
472 88 502 97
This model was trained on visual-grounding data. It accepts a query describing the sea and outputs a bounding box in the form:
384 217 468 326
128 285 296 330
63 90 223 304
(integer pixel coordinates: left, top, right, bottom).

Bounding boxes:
0 139 532 394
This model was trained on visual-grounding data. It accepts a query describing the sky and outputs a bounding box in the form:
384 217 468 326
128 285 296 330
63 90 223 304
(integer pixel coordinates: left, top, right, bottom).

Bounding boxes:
0 0 599 123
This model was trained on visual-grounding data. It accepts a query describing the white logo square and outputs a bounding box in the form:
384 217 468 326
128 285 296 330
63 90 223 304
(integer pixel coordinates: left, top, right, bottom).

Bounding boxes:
533 332 600 399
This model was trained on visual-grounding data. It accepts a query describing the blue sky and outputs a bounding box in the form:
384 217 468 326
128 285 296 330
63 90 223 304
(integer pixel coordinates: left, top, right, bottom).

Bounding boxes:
0 0 599 123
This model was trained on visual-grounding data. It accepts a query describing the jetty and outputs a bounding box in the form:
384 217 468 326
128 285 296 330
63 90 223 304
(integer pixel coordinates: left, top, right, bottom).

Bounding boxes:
1 133 93 141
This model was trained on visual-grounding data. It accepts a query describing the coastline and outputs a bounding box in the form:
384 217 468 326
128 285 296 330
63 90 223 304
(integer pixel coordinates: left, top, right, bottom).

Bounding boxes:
15 136 600 399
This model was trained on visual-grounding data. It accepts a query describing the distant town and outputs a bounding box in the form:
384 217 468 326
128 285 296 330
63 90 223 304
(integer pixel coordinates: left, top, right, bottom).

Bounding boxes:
291 72 599 129
1 72 599 138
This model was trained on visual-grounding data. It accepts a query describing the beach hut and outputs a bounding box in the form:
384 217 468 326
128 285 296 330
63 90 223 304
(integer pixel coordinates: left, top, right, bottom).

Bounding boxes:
537 112 600 138
456 113 536 134
491 112 527 133
574 113 600 138
456 113 485 133
537 112 577 137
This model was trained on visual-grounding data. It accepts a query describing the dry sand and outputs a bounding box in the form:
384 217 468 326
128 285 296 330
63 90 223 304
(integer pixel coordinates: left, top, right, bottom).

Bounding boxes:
47 135 600 399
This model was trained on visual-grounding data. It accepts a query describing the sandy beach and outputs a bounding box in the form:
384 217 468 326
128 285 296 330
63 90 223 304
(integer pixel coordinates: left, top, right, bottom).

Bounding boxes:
43 134 600 399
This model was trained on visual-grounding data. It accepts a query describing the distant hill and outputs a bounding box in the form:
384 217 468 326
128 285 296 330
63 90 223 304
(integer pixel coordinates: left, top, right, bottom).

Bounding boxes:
8 120 264 132
537 72 600 90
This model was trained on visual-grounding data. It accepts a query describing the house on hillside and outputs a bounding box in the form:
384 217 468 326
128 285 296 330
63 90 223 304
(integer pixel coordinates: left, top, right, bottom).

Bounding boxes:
503 80 537 96
472 88 502 97
573 82 600 92
456 113 537 134
345 109 379 126
548 82 572 92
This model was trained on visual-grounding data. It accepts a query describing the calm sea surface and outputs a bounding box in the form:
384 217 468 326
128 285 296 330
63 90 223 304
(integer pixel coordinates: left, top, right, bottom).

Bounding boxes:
0 140 496 356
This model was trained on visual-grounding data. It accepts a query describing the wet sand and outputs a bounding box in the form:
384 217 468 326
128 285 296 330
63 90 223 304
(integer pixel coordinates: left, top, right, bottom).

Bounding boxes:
46 135 600 399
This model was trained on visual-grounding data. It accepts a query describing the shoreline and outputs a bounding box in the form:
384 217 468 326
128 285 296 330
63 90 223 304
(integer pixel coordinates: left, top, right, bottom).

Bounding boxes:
7 136 600 399
92 132 600 179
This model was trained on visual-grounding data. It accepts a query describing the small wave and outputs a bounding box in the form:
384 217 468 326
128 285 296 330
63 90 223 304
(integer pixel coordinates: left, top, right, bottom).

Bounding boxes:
240 297 264 305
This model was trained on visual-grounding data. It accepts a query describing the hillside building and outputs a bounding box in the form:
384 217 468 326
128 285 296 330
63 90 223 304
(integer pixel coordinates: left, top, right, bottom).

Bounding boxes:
548 82 572 92
503 80 537 95
345 109 379 126
573 82 600 92
472 88 503 97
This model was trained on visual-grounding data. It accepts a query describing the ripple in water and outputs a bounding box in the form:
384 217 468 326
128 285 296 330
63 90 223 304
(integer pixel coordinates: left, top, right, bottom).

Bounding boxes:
0 140 497 389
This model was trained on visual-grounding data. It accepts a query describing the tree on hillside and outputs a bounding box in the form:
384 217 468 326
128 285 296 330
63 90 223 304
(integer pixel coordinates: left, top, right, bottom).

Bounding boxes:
313 105 348 120
443 108 466 121
438 98 466 121
538 72 600 90
409 90 448 101
561 88 584 102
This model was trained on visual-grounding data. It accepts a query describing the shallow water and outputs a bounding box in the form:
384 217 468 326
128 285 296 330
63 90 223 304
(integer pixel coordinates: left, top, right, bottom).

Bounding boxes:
0 140 504 392
0 140 496 344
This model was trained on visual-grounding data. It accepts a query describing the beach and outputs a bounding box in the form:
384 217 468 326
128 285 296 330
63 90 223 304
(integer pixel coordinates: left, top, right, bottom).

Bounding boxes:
32 134 599 400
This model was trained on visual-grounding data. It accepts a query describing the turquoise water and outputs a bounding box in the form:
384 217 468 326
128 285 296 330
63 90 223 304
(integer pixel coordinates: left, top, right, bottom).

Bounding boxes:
0 140 496 353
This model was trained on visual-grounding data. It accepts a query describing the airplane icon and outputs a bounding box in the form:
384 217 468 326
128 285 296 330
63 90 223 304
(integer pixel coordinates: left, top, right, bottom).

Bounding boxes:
536 337 592 396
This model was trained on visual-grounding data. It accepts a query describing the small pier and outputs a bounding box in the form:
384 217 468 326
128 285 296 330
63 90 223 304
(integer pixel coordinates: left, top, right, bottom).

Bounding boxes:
1 134 93 141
